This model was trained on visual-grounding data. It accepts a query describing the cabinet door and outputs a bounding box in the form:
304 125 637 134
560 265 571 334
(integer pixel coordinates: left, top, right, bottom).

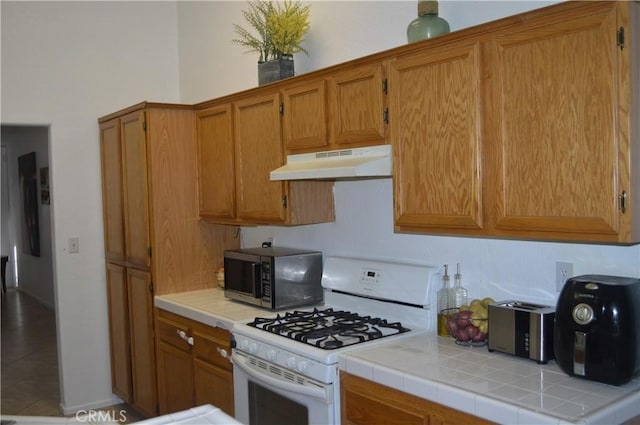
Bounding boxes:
100 119 125 263
105 263 132 403
121 111 151 269
196 105 237 221
329 62 386 147
193 358 234 416
127 268 157 417
390 42 483 232
282 79 328 152
234 92 287 223
156 341 194 415
341 373 492 425
487 3 626 240
191 326 234 414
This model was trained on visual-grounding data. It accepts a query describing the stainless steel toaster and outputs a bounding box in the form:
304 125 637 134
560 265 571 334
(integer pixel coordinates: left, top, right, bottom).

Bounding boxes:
488 301 555 364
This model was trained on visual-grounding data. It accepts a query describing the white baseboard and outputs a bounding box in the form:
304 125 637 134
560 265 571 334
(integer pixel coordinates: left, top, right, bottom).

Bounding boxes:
59 394 124 416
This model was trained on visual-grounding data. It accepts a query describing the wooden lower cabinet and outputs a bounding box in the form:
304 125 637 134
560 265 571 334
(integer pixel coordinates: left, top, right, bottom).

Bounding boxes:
126 269 157 417
341 372 493 425
156 341 193 414
105 264 157 417
155 309 234 416
193 357 234 410
105 263 132 404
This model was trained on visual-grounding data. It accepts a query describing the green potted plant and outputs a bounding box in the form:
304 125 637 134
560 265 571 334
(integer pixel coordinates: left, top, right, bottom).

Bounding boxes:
232 0 311 85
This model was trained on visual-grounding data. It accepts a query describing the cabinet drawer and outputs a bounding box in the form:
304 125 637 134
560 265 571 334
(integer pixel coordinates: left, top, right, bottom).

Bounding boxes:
192 330 232 371
157 318 190 350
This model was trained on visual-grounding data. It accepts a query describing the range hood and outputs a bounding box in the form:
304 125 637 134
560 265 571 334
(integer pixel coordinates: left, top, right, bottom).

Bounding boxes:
270 145 392 181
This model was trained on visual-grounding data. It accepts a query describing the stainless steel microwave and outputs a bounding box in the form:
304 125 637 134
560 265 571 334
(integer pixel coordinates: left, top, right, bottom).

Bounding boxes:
223 247 323 310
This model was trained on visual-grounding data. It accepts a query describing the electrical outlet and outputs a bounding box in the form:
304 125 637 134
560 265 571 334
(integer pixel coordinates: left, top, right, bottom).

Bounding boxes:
556 261 573 292
69 237 79 254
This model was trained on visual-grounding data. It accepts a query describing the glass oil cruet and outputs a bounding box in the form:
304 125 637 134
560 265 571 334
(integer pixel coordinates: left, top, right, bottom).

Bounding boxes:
437 264 453 336
452 263 468 308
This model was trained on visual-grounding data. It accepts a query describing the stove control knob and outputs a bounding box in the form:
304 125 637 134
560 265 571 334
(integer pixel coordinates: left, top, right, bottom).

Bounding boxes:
286 357 297 369
266 349 277 361
248 342 258 354
297 361 309 373
572 303 594 325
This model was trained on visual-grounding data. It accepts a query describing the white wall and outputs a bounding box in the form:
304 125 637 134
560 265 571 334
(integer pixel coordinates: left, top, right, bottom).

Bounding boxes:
241 180 640 307
177 1 561 102
177 0 640 309
1 1 181 414
1 125 55 308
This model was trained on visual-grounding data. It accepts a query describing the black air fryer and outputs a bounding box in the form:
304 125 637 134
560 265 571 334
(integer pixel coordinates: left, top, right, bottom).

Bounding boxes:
554 275 640 386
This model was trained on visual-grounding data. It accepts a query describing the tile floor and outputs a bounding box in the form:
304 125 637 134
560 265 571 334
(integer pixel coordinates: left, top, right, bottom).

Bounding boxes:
1 289 144 423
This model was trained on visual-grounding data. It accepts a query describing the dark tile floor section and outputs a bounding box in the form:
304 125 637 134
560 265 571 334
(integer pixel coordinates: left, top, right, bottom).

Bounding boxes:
1 290 144 423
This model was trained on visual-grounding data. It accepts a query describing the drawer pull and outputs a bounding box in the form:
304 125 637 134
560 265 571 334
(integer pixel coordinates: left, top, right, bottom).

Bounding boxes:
177 329 188 341
187 336 194 346
217 347 229 359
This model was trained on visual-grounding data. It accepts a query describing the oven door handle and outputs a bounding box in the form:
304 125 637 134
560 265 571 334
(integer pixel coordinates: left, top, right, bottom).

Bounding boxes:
232 352 331 402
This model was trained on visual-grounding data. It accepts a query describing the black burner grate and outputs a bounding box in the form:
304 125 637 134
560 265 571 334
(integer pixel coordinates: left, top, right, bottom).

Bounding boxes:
248 308 410 350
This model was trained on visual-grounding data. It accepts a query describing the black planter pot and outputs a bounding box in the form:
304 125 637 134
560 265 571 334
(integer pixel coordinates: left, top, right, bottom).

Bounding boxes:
258 55 294 86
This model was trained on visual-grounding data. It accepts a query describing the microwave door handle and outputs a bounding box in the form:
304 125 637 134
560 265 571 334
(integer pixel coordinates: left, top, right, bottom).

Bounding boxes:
251 262 261 298
231 353 330 402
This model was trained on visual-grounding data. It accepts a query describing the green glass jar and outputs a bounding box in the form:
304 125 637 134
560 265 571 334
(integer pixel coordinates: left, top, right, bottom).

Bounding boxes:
406 0 450 43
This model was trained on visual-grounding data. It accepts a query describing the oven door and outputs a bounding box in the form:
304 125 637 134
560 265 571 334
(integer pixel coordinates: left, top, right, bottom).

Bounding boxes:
232 350 335 425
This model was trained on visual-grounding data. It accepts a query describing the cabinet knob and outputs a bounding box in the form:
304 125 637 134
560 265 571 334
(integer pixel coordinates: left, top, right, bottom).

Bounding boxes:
217 347 229 359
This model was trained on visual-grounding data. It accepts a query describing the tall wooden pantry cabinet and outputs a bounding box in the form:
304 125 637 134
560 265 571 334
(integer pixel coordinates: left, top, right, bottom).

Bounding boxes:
99 103 238 417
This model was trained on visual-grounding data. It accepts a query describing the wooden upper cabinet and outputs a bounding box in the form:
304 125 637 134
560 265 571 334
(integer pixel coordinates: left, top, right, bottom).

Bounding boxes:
100 119 125 263
281 61 388 155
120 110 152 269
196 105 237 222
282 79 329 153
234 92 288 224
390 42 483 232
329 61 387 148
196 95 335 226
391 1 637 243
486 1 635 242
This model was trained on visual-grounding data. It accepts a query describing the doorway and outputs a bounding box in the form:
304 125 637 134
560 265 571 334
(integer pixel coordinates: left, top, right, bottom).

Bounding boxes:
1 124 59 414
1 125 54 305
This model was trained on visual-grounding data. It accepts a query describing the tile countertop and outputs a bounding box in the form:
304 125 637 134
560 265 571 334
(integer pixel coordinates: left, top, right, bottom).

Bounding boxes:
154 288 267 331
157 289 639 424
339 333 640 425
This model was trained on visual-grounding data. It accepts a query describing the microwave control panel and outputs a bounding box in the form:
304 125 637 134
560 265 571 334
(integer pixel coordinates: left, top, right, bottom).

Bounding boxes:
262 260 271 302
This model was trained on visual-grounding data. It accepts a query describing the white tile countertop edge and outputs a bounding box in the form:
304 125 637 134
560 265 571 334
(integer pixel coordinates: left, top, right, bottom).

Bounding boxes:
338 333 640 425
154 288 267 331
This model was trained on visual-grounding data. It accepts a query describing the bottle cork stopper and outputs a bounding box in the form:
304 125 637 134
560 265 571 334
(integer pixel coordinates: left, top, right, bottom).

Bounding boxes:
418 0 439 16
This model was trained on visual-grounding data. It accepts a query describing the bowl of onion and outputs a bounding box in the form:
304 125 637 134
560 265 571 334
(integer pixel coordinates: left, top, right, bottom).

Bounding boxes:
445 309 488 346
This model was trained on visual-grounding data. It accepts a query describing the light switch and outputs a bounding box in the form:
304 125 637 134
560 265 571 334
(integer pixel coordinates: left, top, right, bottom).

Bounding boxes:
69 237 79 254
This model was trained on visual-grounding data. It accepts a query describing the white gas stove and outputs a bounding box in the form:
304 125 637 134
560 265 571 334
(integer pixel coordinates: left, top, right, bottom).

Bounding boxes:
231 256 440 425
